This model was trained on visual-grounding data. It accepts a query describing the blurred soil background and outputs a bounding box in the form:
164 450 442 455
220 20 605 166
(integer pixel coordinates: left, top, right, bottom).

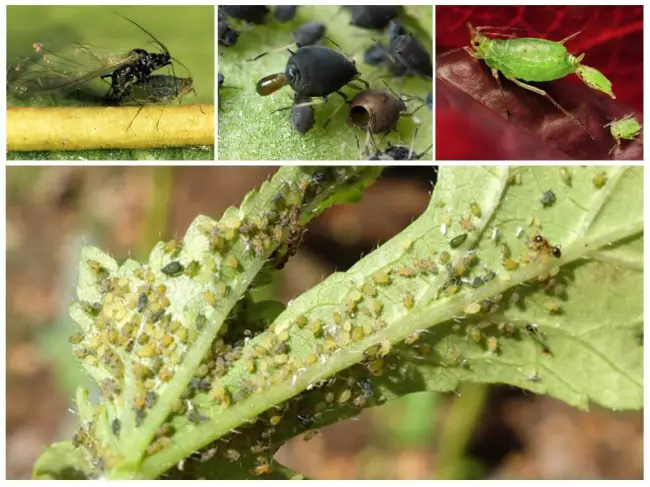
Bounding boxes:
5 166 643 479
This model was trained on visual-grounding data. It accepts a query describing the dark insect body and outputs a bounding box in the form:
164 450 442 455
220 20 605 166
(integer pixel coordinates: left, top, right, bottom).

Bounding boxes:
219 5 270 25
8 14 173 101
363 44 388 66
362 125 432 160
256 45 366 99
426 91 432 110
361 20 431 78
294 22 326 47
275 6 298 22
118 75 194 105
390 33 433 79
218 20 240 46
386 19 406 40
530 234 562 259
345 6 401 29
291 95 316 135
371 142 433 160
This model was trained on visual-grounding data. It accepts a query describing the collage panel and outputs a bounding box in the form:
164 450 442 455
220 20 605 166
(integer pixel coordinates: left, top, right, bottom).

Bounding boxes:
435 5 643 161
6 5 215 161
5 165 643 480
218 5 433 160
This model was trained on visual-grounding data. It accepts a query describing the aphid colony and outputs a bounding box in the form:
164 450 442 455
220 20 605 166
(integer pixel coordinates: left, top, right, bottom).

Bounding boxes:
68 168 386 477
68 166 576 478
8 13 195 110
438 23 641 148
219 5 432 157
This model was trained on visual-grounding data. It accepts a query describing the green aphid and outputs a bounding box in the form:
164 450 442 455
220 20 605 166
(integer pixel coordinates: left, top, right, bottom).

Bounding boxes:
449 233 468 248
603 114 642 154
459 24 616 140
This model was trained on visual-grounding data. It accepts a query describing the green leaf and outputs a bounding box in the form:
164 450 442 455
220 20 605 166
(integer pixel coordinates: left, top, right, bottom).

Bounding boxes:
59 167 382 479
37 165 642 480
7 5 214 160
218 5 432 160
33 442 92 480
172 166 641 479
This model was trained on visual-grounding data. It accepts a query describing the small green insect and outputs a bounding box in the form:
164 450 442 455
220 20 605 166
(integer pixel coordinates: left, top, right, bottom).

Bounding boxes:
456 24 616 139
449 233 468 248
603 113 642 154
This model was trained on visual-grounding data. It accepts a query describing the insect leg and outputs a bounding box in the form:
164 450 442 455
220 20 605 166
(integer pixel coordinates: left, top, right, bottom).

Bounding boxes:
491 69 511 119
271 98 326 114
155 107 166 131
334 90 348 101
407 124 419 159
360 77 371 90
403 102 426 118
506 76 595 140
126 105 146 132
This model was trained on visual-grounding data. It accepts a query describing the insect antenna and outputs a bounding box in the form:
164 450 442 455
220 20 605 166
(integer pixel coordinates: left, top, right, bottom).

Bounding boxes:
249 43 299 62
171 56 195 101
474 25 527 34
436 46 466 60
113 12 171 56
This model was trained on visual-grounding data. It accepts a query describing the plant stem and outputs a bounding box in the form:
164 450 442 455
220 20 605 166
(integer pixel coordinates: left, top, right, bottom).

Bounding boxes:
7 104 213 151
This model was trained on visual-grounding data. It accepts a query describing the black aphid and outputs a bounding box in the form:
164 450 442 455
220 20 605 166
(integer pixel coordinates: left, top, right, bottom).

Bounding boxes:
345 6 401 29
219 6 269 24
294 22 326 47
161 261 184 276
275 5 298 22
256 45 367 99
218 19 240 46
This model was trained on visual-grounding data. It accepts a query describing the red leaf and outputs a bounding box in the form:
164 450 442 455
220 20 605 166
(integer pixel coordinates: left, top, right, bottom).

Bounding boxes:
435 5 643 160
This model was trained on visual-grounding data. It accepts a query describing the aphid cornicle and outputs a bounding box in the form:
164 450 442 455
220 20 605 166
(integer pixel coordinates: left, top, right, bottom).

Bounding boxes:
256 45 367 100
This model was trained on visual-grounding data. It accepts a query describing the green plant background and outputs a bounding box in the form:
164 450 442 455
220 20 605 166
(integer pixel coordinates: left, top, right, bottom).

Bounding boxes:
218 5 433 160
6 5 215 160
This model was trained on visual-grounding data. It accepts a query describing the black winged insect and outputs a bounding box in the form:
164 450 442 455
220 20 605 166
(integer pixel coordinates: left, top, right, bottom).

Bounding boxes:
7 13 175 102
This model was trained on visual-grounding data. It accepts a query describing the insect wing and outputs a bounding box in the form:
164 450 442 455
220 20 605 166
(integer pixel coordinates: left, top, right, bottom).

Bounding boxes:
7 42 138 96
